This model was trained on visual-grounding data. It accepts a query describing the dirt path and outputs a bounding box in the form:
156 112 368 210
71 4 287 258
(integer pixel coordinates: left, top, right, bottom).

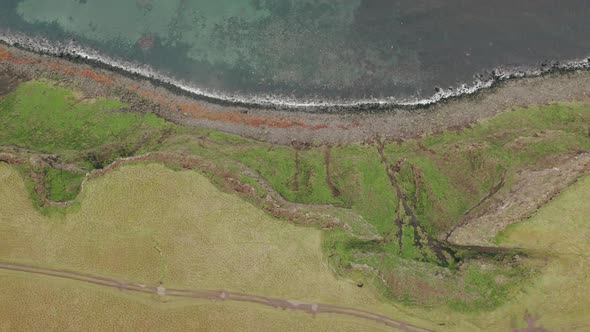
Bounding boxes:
449 152 590 245
0 261 436 332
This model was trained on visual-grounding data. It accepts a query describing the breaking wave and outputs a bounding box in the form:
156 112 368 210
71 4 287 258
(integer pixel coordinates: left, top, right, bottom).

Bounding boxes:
2 30 589 111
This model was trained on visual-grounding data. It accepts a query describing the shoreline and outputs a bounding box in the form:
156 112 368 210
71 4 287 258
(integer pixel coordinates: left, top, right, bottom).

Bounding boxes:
2 32 590 112
1 43 590 145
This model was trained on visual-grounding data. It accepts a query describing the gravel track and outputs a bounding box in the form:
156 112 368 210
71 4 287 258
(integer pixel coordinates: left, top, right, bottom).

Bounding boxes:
0 261 436 332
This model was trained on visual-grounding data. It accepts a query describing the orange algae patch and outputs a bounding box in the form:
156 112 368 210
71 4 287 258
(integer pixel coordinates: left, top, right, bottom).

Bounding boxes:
131 86 328 130
47 62 76 75
336 121 362 130
0 46 33 65
176 100 303 128
0 47 11 61
79 68 113 85
313 124 330 129
46 62 114 85
1 45 331 130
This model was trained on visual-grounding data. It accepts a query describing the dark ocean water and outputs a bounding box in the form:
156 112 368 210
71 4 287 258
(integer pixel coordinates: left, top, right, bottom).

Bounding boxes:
1 0 589 106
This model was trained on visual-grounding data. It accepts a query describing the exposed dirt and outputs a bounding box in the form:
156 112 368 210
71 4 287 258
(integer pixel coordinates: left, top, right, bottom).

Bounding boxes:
324 147 341 197
0 150 359 234
461 172 507 218
1 44 590 145
511 312 549 332
0 261 435 332
0 152 87 207
0 70 23 97
449 152 590 246
0 152 27 165
376 141 456 266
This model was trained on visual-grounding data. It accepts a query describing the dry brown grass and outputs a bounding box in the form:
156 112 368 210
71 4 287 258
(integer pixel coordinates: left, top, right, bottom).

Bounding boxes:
0 163 427 331
0 269 390 332
4 161 588 331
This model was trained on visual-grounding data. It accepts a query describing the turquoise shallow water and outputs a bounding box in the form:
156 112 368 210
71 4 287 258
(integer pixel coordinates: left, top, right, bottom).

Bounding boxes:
1 0 590 105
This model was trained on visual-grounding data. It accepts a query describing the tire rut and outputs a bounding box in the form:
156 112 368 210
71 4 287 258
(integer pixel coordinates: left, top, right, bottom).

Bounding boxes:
0 261 436 332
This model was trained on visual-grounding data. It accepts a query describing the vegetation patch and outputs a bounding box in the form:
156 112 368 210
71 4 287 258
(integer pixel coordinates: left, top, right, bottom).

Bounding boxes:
484 174 590 330
0 163 386 311
0 80 172 205
44 167 85 202
1 79 590 318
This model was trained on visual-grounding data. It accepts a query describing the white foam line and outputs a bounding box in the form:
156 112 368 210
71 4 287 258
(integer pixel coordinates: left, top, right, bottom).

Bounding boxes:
1 30 589 109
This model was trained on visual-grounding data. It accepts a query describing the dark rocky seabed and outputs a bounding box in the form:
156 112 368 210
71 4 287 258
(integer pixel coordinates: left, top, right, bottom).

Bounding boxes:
1 0 590 106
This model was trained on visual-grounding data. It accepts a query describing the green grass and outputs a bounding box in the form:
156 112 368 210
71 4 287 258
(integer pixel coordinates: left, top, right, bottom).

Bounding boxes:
245 144 399 236
0 162 419 330
0 165 404 331
400 225 416 259
0 80 169 154
2 79 590 321
450 265 513 311
466 174 590 330
235 146 344 205
233 102 590 242
0 79 173 204
343 146 398 235
323 225 531 311
44 168 85 202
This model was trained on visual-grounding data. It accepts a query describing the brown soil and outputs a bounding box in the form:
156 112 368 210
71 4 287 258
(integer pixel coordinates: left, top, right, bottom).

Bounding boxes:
1 44 590 145
511 312 549 332
0 152 27 165
0 70 23 97
0 152 86 207
324 146 341 197
0 150 354 232
376 141 455 265
0 261 435 332
461 172 506 219
449 152 590 245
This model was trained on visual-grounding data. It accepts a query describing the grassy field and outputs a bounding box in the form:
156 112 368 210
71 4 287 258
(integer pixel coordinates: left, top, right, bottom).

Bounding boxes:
0 80 172 205
0 81 170 168
1 78 590 328
2 161 589 331
491 174 590 330
231 103 590 308
44 167 85 202
237 103 590 237
0 162 434 330
0 80 169 154
353 173 590 331
0 163 375 302
0 270 392 332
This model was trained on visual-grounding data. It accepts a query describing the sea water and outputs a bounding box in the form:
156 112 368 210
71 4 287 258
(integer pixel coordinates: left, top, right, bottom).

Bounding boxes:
1 0 589 107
